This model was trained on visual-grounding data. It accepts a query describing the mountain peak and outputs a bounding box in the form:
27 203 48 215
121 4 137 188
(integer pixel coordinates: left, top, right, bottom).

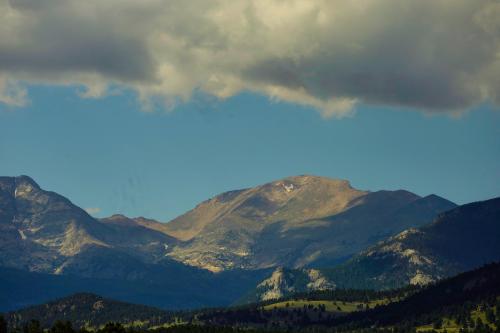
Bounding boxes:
106 214 130 220
1 175 41 198
280 174 352 187
257 175 356 199
0 175 40 195
422 194 456 204
15 175 40 189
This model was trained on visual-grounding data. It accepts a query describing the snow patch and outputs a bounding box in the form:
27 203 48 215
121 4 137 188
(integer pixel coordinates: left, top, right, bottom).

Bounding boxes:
18 230 27 240
395 229 420 240
14 183 34 198
283 183 295 193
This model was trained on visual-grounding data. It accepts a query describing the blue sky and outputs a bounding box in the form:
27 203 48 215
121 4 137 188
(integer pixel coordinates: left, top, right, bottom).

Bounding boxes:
1 86 499 221
1 1 500 221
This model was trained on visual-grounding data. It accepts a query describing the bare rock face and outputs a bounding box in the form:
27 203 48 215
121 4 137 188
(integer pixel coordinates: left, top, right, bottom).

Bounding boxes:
162 175 456 272
254 267 336 301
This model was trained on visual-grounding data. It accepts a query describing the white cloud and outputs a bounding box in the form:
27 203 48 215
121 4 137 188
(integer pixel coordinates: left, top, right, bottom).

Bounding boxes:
0 76 27 107
1 0 499 116
85 207 101 215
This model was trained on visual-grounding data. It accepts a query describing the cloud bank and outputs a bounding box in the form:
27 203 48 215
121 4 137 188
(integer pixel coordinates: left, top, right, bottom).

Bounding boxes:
1 0 500 116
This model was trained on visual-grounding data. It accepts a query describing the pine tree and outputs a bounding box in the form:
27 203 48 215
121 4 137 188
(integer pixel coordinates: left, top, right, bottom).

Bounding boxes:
0 315 7 333
50 321 74 333
433 318 443 329
23 320 42 333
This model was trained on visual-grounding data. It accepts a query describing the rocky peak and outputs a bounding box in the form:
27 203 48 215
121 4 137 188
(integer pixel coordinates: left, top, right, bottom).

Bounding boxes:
101 214 134 224
0 175 40 195
283 174 352 186
254 266 336 301
15 175 41 189
13 176 42 199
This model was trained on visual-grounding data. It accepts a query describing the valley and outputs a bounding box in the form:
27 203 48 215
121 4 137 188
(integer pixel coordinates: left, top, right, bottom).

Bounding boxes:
2 263 499 333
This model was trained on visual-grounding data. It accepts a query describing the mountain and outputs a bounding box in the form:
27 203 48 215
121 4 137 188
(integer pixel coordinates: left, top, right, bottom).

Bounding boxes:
0 176 180 277
4 293 171 329
163 175 456 271
246 196 500 302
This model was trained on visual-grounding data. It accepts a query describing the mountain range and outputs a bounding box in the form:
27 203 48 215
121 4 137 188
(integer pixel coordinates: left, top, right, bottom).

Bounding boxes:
0 174 498 312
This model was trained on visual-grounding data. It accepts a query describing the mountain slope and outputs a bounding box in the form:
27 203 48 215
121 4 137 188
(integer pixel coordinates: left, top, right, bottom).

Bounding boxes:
245 197 500 301
334 261 500 328
323 196 500 290
164 175 456 271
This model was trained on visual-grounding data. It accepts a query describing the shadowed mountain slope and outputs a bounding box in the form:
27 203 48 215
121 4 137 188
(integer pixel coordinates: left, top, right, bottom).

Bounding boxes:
323 196 500 289
245 197 500 302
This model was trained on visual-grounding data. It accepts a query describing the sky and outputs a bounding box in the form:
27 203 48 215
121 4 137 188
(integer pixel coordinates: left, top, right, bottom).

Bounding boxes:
0 0 499 221
1 86 499 221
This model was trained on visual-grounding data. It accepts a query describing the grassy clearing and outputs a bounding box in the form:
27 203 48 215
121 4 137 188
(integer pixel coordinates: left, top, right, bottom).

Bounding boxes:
415 306 498 333
149 317 188 330
416 318 461 333
262 299 390 313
